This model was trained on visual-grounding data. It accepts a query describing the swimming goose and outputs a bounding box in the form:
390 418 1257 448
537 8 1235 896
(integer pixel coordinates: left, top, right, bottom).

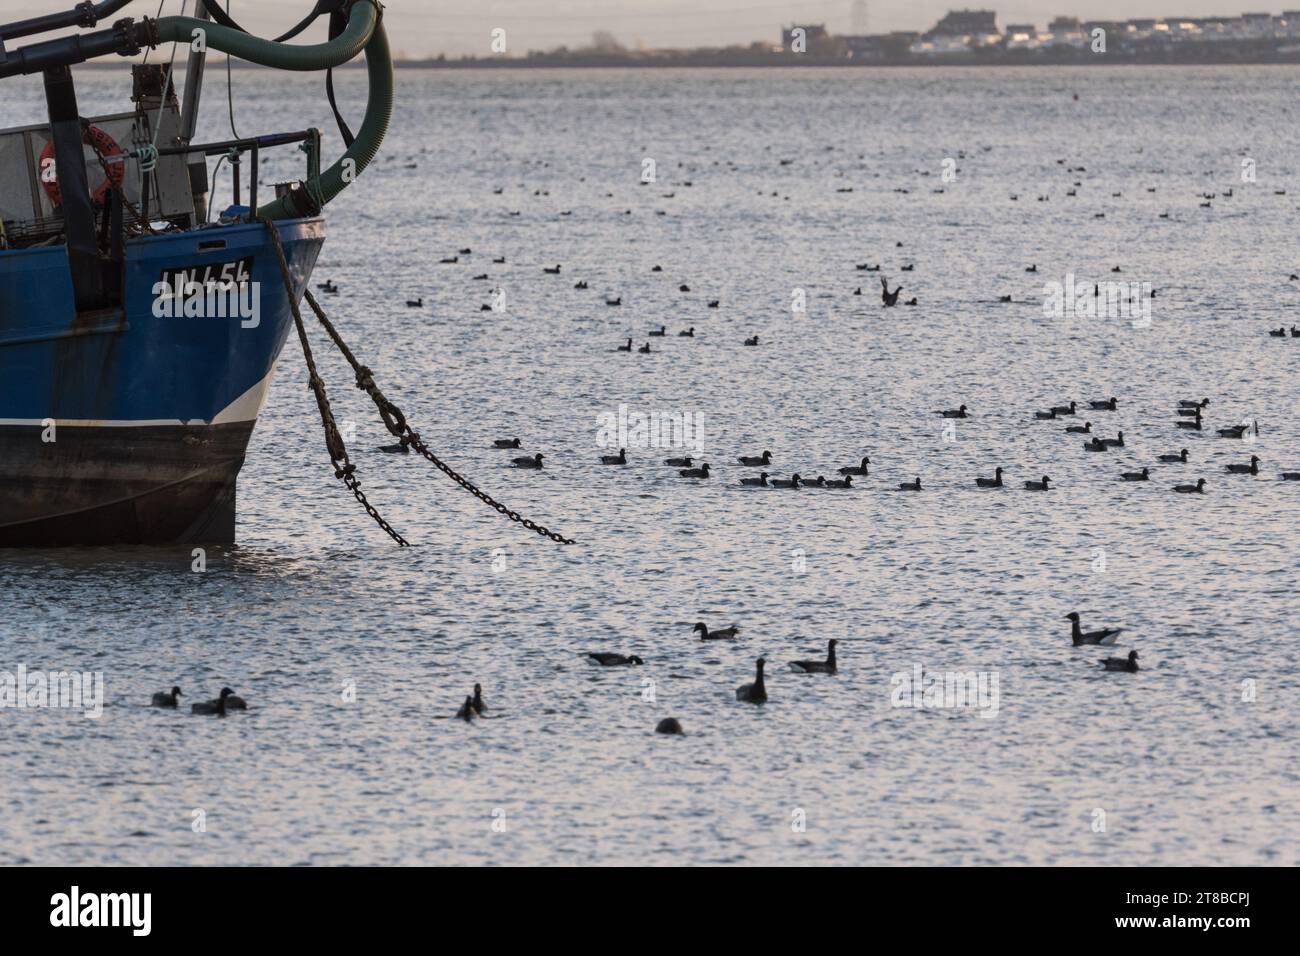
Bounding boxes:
493 438 522 449
1225 455 1260 475
1121 467 1150 481
1089 397 1118 410
937 405 968 418
664 456 693 467
1065 421 1092 434
616 338 632 351
587 652 644 666
601 448 628 465
679 284 690 292
1268 327 1287 337
406 298 423 308
1176 411 1203 430
824 475 853 488
901 264 914 272
770 474 802 488
472 683 486 715
606 296 622 306
439 256 458 264
739 472 769 487
1101 650 1139 673
1067 612 1122 646
707 300 720 308
975 467 1004 488
317 280 338 293
1099 431 1125 448
493 256 506 263
998 295 1012 303
512 453 543 469
638 342 652 354
1177 398 1209 410
803 476 826 487
1293 326 1300 338
1024 476 1051 491
1051 401 1078 416
1218 422 1257 439
790 639 838 674
680 463 710 478
651 264 663 272
898 477 922 491
1035 409 1057 420
655 717 684 735
838 457 870 476
649 326 666 337
679 328 695 337
735 658 768 703
694 622 741 640
1173 478 1207 493
543 265 561 274
152 686 182 708
473 273 489 280
739 450 773 467
1280 472 1300 481
880 277 901 307
1084 437 1108 452
191 687 236 716
1026 264 1038 273
904 297 918 306
456 696 476 721
743 335 759 346
1175 406 1204 418
573 280 588 289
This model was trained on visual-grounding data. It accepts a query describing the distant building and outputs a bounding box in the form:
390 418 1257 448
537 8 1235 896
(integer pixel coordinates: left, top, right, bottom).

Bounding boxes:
925 9 999 38
1048 16 1081 31
843 32 918 61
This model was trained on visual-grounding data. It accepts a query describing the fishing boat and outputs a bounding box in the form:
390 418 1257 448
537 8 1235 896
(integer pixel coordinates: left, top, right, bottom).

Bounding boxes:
0 0 391 545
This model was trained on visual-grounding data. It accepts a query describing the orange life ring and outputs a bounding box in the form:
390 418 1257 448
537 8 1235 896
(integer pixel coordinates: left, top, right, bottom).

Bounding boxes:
39 125 126 207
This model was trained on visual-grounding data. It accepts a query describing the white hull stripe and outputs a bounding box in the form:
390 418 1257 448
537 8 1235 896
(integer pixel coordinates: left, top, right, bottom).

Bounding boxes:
0 362 279 428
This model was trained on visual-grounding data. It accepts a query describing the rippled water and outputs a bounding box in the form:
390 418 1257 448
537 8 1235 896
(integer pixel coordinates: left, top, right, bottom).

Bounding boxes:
2 65 1299 865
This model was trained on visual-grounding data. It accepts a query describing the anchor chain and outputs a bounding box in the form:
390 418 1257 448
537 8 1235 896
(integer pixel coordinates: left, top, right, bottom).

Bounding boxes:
300 290 576 546
261 219 409 546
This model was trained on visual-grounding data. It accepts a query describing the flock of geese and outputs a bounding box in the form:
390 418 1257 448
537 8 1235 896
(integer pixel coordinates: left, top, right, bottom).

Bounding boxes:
488 391 1294 492
150 686 246 716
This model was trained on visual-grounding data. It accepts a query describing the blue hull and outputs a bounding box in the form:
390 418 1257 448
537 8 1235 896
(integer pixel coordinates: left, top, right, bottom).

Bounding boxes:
0 217 325 545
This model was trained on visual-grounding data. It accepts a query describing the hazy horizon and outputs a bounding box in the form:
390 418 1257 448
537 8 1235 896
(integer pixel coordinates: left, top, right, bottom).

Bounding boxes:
1 1 1297 58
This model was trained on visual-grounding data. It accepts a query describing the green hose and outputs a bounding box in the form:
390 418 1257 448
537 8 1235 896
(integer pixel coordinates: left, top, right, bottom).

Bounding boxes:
154 0 393 221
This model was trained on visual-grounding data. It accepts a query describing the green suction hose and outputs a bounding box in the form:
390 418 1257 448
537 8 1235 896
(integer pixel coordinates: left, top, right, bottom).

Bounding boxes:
154 0 393 220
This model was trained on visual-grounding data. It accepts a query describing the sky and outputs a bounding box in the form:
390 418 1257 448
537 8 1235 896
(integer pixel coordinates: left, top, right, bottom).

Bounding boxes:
0 1 1294 58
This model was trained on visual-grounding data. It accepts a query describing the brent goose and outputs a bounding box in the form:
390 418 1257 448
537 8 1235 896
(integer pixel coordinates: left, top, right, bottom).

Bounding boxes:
735 658 768 703
880 277 901 307
587 652 645 666
664 456 693 467
606 296 622 306
1173 478 1207 493
152 686 182 708
405 298 423 308
1024 476 1051 491
649 326 666 337
1269 327 1287 337
1101 650 1139 673
744 335 759 346
1217 422 1257 439
707 300 720 308
1089 397 1118 410
1035 409 1057 420
680 463 710 478
1051 401 1078 416
803 476 827 488
512 453 543 469
1100 431 1125 448
1177 398 1209 410
975 467 1004 488
1280 472 1300 481
1225 455 1260 475
824 475 853 488
1084 438 1108 452
679 328 695 337
1067 612 1122 646
1176 411 1203 431
1121 468 1150 481
790 639 838 674
191 687 236 716
493 438 522 449
937 405 969 418
573 280 588 289
456 696 476 721
1065 421 1092 434
616 338 632 351
472 684 487 715
493 256 506 263
739 472 769 487
694 622 741 640
839 457 870 476
655 718 684 735
770 474 802 488
600 448 628 465
739 450 773 467
638 342 652 353
543 265 561 274
898 477 922 491
679 284 690 292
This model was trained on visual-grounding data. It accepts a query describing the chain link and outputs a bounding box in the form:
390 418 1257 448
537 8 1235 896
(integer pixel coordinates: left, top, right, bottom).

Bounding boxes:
301 290 576 545
261 219 410 546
